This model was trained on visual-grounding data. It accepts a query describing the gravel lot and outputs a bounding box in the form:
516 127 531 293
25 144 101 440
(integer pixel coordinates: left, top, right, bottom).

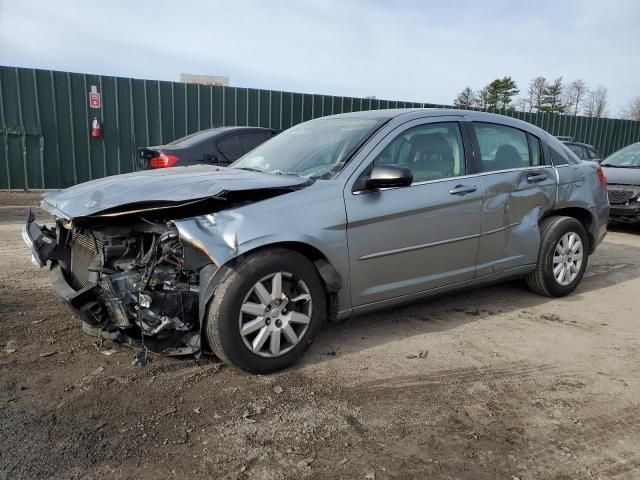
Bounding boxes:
1 191 640 480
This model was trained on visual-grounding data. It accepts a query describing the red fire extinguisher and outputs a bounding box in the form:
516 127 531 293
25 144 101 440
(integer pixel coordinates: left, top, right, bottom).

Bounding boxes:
91 117 102 138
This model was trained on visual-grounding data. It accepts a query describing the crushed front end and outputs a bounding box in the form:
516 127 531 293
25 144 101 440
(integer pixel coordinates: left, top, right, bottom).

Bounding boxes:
23 207 209 354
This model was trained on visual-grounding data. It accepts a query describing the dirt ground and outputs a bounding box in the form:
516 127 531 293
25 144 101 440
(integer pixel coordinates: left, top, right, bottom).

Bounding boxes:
1 191 640 480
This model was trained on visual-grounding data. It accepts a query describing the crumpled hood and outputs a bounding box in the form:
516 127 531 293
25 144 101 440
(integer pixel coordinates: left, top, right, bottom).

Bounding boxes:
42 165 309 218
602 166 640 186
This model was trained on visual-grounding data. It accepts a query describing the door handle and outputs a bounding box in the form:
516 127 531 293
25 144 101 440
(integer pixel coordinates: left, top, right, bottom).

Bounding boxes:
449 184 477 195
526 173 548 183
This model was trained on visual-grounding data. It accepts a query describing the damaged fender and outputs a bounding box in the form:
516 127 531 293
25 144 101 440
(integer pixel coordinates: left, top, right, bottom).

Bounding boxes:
176 205 346 332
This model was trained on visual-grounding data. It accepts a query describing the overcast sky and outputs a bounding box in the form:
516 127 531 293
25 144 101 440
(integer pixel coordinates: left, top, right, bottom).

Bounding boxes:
1 0 638 116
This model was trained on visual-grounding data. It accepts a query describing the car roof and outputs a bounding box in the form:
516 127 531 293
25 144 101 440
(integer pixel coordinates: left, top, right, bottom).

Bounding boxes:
197 126 275 134
161 126 275 148
327 108 551 138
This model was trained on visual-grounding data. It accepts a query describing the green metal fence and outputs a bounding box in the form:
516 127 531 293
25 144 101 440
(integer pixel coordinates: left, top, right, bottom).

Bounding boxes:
1 65 640 189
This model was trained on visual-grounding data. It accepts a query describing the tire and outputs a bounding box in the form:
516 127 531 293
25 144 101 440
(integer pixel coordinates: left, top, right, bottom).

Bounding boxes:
205 248 326 373
526 216 589 297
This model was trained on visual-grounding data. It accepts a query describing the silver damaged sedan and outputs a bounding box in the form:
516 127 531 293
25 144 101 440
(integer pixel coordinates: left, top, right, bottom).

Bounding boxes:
24 109 610 373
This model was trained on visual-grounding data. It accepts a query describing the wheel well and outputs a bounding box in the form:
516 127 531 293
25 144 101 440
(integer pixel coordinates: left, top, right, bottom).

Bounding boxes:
546 207 595 253
241 242 342 321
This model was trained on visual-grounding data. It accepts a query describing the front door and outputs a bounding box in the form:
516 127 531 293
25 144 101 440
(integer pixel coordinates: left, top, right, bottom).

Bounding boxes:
344 119 482 307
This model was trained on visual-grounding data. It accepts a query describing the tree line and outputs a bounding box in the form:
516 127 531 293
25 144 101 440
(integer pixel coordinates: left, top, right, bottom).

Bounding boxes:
453 77 640 120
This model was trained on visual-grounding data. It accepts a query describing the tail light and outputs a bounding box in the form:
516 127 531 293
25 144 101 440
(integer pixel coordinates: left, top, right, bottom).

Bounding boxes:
149 153 179 168
596 167 607 187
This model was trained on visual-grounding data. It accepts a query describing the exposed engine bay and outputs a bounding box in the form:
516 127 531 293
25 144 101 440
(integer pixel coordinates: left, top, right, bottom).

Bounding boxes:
28 211 204 354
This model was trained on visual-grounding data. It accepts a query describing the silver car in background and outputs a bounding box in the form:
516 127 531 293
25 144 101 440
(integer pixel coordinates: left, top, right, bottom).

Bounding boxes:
24 109 609 373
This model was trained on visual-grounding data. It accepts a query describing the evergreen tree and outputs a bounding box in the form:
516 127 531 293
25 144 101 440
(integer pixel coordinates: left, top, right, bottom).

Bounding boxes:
539 77 565 113
484 77 519 110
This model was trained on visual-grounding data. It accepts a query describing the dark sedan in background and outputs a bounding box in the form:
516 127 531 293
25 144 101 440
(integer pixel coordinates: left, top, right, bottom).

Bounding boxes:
138 126 277 169
559 137 602 162
600 142 640 224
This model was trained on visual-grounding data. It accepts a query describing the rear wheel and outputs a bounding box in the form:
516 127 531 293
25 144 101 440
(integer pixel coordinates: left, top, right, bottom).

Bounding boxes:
526 216 589 297
206 248 326 373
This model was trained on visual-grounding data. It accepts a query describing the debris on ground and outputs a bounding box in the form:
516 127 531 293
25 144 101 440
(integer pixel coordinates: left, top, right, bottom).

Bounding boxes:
4 340 18 354
158 406 177 417
407 350 429 359
131 349 151 367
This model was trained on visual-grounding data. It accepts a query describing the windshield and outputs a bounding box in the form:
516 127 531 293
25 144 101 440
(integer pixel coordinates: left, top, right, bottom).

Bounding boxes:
231 117 385 178
601 143 640 168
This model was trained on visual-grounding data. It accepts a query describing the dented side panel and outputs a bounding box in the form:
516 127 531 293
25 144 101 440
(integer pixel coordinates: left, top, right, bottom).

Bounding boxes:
555 162 610 251
475 167 557 277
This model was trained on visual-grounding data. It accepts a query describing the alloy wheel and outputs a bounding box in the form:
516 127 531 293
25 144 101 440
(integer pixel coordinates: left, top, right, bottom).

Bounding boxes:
238 272 312 358
552 232 583 286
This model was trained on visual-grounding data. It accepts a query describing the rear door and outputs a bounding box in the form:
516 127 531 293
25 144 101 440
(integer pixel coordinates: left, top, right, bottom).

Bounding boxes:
470 122 558 276
344 117 482 307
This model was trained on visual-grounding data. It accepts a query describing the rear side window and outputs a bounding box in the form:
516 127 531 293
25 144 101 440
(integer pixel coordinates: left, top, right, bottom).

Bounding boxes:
567 143 587 159
238 132 271 154
217 135 242 162
586 148 600 160
528 133 543 166
472 123 535 172
552 143 575 165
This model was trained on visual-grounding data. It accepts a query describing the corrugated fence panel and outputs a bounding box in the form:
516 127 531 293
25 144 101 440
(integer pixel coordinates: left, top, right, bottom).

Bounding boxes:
1 65 640 189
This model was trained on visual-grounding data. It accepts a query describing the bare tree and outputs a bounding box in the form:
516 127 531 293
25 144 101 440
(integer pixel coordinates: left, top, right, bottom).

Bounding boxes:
621 96 640 121
527 77 547 112
584 86 609 118
475 87 489 109
513 97 529 112
453 87 476 108
563 80 588 116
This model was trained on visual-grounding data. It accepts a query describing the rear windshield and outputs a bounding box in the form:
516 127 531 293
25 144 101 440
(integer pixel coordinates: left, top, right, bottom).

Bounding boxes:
168 130 215 147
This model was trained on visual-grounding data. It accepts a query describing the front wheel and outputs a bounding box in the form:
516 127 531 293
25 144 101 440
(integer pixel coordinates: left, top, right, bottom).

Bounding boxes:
205 248 326 373
526 216 589 297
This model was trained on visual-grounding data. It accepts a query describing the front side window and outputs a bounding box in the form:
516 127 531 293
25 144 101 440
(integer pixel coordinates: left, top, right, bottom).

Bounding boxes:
372 122 465 183
232 117 385 178
473 123 541 172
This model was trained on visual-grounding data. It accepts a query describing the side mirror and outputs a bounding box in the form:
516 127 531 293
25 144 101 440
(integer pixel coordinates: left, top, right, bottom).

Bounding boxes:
359 164 413 191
